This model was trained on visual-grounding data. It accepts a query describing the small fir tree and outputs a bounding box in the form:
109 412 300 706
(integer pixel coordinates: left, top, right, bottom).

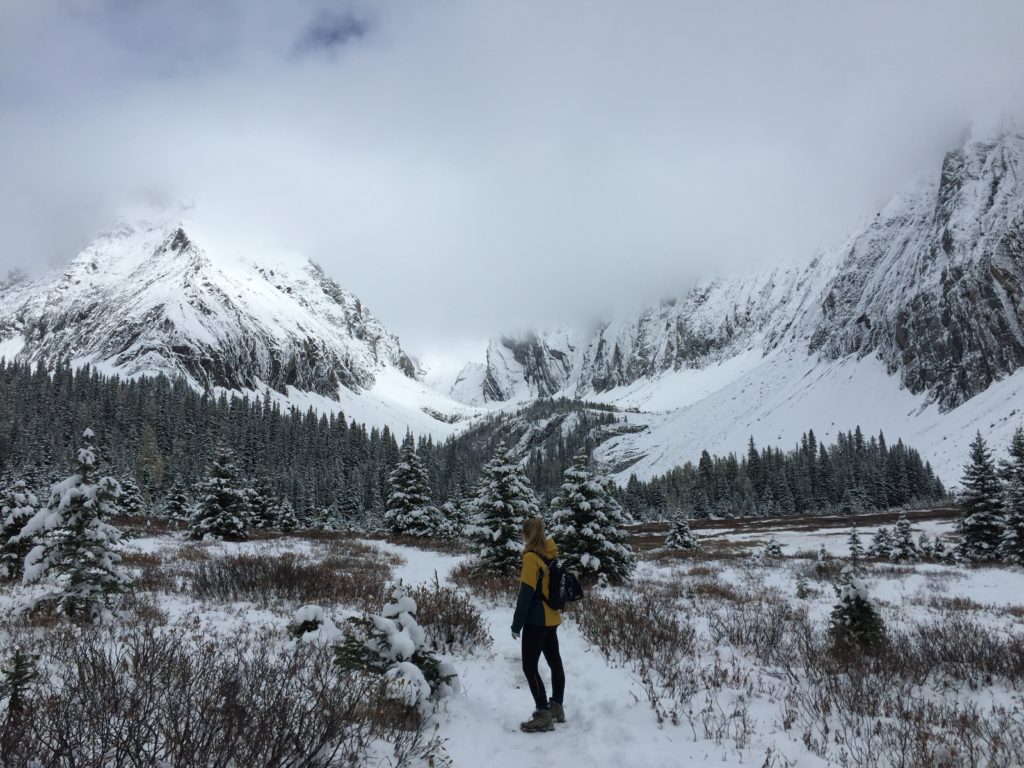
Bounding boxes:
796 574 811 599
957 432 1004 561
869 527 893 558
762 537 784 559
847 526 865 563
161 480 192 529
549 453 636 582
999 427 1024 564
1 482 37 581
272 496 300 532
917 533 934 559
18 429 129 622
332 583 459 709
385 443 443 537
889 512 919 563
829 566 886 656
118 477 146 518
665 513 699 551
469 446 539 574
437 498 467 541
189 449 248 541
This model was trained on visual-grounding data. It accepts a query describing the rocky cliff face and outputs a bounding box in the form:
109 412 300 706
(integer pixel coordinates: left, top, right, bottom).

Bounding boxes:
466 132 1024 412
808 135 1024 410
0 210 419 398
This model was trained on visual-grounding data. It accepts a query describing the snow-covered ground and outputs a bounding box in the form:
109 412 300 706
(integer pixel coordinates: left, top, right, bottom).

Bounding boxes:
4 525 1024 766
591 350 1024 490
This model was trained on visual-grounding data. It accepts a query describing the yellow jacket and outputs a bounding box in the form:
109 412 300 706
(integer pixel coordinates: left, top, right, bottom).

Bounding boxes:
511 538 561 632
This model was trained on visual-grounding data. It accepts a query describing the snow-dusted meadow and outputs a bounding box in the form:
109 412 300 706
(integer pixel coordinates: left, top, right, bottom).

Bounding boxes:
2 513 1023 767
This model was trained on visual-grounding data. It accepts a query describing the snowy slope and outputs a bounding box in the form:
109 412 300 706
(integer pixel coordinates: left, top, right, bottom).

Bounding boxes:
450 131 1024 486
0 206 482 439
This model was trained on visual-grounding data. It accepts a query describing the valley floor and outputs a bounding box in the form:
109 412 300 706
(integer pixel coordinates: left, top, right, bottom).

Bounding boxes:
2 513 1023 766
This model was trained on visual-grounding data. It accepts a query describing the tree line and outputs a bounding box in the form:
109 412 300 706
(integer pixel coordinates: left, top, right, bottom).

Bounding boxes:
0 360 947 523
620 427 948 519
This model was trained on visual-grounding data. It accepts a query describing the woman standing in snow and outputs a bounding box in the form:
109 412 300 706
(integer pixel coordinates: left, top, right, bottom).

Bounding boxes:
511 516 565 733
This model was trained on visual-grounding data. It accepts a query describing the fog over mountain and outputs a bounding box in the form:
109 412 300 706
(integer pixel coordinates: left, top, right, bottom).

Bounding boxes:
2 1 1024 360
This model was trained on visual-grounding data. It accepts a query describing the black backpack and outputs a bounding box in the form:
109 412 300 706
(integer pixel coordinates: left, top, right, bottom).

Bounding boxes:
535 556 584 610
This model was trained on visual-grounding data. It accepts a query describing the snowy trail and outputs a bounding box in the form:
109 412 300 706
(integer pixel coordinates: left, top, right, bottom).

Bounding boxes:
364 540 781 768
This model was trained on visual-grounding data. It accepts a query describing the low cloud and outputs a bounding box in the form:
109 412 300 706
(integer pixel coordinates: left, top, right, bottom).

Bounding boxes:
1 1 1023 356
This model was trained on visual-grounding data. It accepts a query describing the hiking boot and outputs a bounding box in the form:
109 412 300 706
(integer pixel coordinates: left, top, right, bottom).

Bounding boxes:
549 702 565 723
519 709 554 733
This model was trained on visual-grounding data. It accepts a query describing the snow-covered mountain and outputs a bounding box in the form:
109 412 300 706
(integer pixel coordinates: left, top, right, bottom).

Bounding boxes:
0 207 479 438
449 131 1024 485
3 131 1022 486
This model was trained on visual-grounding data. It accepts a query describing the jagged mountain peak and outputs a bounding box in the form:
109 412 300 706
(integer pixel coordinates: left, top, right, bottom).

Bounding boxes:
0 208 420 399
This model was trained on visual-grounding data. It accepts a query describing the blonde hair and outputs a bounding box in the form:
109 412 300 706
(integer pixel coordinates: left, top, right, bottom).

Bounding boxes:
523 517 547 559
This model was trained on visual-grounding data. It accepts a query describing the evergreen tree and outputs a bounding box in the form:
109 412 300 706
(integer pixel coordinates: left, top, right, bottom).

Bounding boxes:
469 447 539 574
869 527 893 558
847 526 865 563
247 477 278 529
438 498 467 540
189 449 248 541
796 574 811 599
271 496 300 532
1 482 37 581
118 477 146 517
18 429 129 621
762 537 784 559
889 511 919 563
917 532 934 559
829 566 885 656
957 432 1004 561
385 442 442 537
665 513 699 551
550 453 636 582
161 480 191 529
999 427 1024 564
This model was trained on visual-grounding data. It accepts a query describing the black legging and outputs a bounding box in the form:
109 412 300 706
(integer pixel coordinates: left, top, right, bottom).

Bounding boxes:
521 625 565 710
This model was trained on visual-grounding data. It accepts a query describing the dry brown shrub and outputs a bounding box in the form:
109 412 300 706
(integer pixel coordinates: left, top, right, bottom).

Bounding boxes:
183 551 393 612
449 561 517 605
0 621 439 768
408 577 492 654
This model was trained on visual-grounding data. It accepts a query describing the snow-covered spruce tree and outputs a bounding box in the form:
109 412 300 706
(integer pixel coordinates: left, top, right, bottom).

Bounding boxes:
385 443 443 537
829 566 885 656
847 526 865 563
549 453 636 582
762 537 784 559
917 533 934 559
272 496 300 532
437 498 467 541
665 513 699 551
869 527 893 558
19 428 129 622
189 449 248 541
957 432 1005 562
245 478 277 529
889 512 919 563
796 575 811 600
118 477 146 518
332 583 459 710
161 480 191 529
469 447 539 574
1 482 37 581
999 427 1024 564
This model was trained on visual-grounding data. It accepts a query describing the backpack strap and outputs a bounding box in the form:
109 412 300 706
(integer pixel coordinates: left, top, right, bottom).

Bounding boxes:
525 551 550 604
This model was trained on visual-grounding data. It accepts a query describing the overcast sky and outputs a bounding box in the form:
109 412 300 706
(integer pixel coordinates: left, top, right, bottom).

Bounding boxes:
2 1 1023 364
